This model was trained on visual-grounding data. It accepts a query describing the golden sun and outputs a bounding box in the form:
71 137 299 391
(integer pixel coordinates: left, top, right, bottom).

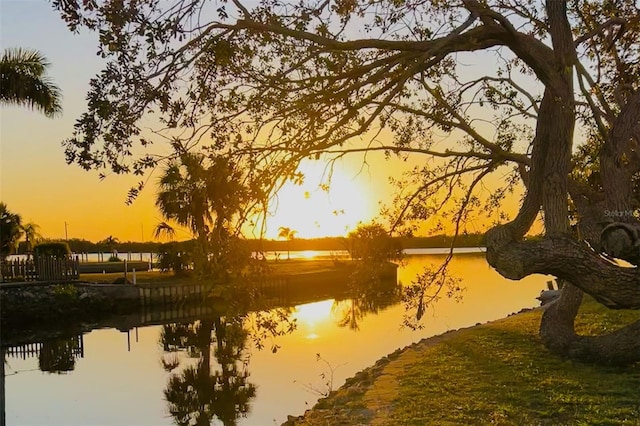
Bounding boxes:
263 160 374 239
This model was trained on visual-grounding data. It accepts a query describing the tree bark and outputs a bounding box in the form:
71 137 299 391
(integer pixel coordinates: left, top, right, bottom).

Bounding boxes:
486 0 640 365
488 236 640 308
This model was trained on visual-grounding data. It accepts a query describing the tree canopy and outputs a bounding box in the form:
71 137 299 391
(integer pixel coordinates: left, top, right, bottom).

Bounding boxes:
53 0 640 364
0 203 22 259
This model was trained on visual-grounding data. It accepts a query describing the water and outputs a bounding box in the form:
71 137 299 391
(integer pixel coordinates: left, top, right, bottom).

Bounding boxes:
2 252 548 426
6 247 485 263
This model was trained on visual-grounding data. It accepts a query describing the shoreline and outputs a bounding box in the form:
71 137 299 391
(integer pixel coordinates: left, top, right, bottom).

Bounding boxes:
282 299 640 425
282 306 540 426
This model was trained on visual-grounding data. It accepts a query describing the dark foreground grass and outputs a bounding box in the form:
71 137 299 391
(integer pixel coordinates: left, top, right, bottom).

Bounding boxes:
291 298 640 426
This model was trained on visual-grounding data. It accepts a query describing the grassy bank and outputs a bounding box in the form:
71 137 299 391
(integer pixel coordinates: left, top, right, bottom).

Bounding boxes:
289 298 640 425
79 259 350 284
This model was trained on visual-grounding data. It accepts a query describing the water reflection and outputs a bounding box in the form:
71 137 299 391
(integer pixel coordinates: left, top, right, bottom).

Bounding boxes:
161 318 256 426
153 268 399 425
332 295 398 332
2 253 548 425
3 336 85 375
332 265 401 331
38 336 84 374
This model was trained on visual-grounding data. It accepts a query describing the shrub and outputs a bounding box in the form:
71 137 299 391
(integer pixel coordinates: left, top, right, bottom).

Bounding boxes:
52 284 78 299
108 255 122 262
34 242 71 258
346 223 403 263
157 242 192 274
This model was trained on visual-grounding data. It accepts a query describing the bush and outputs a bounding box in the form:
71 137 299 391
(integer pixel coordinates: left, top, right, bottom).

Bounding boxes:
157 242 192 274
52 284 78 299
108 255 122 262
34 242 71 258
346 223 403 263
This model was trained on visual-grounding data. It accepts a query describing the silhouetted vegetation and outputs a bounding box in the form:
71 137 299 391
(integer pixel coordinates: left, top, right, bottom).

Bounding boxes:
52 0 640 365
33 241 70 257
0 202 22 259
0 47 61 117
14 234 486 259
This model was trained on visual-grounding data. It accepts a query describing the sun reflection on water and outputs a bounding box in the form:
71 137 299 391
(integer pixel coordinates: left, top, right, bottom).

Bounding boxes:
292 300 335 327
297 250 320 259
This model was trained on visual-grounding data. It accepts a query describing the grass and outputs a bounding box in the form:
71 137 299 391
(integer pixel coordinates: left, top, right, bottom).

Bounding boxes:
293 298 640 426
79 258 346 284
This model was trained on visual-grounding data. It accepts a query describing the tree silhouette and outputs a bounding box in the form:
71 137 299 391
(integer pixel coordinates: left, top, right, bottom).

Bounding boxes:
98 235 120 256
20 222 42 255
0 48 61 117
277 227 297 260
155 153 253 278
161 317 256 426
53 1 640 364
0 203 22 260
38 336 83 374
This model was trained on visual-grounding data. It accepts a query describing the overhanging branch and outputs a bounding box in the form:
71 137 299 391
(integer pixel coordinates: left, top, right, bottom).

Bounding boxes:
486 234 640 309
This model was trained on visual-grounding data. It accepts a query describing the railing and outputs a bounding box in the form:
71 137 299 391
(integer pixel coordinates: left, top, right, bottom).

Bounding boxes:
4 342 43 359
4 335 84 360
0 256 80 283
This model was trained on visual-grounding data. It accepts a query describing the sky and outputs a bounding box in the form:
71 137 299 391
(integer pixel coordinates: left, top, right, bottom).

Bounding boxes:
0 0 526 243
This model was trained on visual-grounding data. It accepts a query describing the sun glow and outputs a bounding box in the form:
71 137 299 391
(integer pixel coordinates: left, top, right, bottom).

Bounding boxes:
261 160 375 239
292 300 335 327
297 250 320 259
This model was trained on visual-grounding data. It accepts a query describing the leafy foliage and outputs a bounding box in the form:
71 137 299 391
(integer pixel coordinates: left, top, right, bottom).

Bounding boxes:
346 223 402 263
154 152 263 278
33 242 71 258
0 202 22 259
157 241 194 274
0 47 62 117
51 0 640 362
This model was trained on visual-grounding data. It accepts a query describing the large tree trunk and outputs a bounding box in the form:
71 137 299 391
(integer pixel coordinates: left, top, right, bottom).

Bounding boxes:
486 0 640 365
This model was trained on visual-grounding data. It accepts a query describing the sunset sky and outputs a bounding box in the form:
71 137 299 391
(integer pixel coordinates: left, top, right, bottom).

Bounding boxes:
0 1 524 242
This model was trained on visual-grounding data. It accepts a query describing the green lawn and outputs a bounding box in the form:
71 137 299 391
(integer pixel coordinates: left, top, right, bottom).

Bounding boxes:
79 258 346 284
292 298 640 426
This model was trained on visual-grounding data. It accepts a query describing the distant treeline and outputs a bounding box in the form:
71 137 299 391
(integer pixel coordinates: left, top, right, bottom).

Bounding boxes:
17 233 487 255
16 239 163 255
247 233 486 252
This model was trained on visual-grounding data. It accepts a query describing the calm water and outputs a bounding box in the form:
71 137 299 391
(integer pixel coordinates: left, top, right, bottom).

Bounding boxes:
7 246 485 263
3 252 548 426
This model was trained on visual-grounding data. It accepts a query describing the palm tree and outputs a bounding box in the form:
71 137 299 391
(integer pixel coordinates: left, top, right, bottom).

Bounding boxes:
278 227 297 260
156 153 215 275
20 222 42 255
0 203 22 260
162 317 256 426
153 221 177 241
155 153 249 276
99 235 120 256
0 48 62 117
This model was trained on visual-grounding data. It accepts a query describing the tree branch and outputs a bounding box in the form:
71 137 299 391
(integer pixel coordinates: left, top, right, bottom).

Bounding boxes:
487 235 640 309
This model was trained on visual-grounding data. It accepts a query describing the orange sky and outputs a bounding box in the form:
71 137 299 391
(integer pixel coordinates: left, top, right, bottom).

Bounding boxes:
0 1 527 243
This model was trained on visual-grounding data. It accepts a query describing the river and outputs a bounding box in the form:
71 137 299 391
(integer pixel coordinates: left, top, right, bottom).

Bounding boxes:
2 251 549 425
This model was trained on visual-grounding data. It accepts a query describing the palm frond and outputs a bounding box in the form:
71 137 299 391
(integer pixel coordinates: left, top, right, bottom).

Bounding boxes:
154 221 177 240
0 48 62 117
